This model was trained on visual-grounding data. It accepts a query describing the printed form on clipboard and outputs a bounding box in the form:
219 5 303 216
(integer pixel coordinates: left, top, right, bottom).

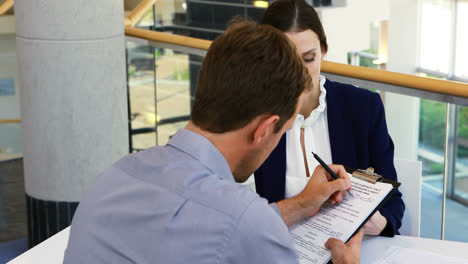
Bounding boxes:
289 167 400 264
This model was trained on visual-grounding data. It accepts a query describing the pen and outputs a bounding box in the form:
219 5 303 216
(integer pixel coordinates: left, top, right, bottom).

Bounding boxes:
311 152 353 197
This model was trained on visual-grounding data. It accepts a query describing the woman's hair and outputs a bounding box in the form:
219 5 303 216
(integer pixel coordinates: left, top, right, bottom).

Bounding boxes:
261 0 328 53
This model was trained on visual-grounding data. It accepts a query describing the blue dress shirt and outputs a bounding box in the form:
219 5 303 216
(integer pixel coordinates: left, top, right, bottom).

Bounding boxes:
64 129 298 264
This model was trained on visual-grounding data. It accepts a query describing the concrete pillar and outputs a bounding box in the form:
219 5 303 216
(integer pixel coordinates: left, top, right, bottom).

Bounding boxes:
15 0 128 247
385 0 421 160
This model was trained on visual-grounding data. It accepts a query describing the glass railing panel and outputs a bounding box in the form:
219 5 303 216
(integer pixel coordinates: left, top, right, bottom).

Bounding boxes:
0 123 22 155
126 39 203 150
379 91 468 241
323 67 467 239
154 50 201 145
418 98 446 240
454 106 468 202
126 40 157 152
445 105 468 242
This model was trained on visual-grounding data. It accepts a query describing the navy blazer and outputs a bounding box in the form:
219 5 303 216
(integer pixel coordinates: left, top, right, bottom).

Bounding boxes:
254 79 405 236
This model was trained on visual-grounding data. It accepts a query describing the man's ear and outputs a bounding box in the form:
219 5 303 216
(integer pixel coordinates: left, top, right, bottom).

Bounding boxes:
251 114 280 145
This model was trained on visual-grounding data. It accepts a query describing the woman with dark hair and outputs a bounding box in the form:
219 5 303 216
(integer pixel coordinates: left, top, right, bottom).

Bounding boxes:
254 0 405 237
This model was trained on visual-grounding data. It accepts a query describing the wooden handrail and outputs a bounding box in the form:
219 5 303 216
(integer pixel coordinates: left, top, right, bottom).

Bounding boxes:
0 0 14 16
125 27 212 51
125 0 158 27
2 0 466 98
0 119 21 123
321 61 468 99
125 26 468 99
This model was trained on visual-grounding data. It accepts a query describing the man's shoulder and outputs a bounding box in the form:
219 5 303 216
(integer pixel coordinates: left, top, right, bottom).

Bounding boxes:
188 177 267 219
92 144 265 220
65 144 289 263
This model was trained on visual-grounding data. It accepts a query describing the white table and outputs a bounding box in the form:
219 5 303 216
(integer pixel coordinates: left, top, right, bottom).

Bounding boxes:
361 235 468 263
8 227 468 264
7 227 70 264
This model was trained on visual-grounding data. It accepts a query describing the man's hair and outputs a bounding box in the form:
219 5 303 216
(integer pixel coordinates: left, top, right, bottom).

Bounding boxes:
191 21 312 133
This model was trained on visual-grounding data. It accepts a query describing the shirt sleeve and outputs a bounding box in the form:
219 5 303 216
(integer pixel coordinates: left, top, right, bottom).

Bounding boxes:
222 198 299 264
269 202 282 217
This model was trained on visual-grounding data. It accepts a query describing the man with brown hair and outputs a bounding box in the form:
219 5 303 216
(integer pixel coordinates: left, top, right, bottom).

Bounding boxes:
64 21 361 264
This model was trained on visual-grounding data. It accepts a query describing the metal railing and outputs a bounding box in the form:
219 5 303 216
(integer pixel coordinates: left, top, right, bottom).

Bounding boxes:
346 50 468 240
123 2 468 242
125 26 468 102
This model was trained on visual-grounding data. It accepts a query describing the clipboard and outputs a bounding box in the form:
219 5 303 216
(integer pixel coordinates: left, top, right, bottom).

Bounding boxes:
343 166 401 243
289 165 402 264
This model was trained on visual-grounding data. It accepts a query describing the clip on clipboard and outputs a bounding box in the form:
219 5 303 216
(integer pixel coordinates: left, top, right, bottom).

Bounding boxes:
344 166 400 189
342 166 401 243
352 167 382 184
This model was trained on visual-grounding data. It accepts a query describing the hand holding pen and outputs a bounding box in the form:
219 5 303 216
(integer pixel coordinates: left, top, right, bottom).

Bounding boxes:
312 152 354 197
292 157 353 219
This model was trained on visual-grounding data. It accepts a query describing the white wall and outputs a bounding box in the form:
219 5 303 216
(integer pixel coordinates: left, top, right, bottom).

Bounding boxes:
320 0 389 63
319 0 421 160
385 0 421 160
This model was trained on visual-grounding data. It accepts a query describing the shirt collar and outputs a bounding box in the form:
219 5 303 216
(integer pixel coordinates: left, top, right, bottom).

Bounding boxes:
293 75 327 129
167 129 234 182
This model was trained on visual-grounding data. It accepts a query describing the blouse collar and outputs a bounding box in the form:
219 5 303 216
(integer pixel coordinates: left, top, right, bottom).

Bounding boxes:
293 75 327 129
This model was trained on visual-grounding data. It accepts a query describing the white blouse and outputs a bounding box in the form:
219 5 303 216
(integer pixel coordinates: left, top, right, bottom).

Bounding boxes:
285 75 333 198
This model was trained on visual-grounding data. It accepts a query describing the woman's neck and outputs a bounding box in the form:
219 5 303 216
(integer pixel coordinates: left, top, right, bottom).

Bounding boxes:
299 78 321 118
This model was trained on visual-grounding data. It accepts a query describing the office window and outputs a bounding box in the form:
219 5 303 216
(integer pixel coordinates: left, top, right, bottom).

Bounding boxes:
455 1 468 78
419 0 451 74
418 0 468 242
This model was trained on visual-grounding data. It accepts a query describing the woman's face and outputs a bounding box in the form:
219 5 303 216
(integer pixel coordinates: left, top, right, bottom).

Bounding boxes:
285 29 325 88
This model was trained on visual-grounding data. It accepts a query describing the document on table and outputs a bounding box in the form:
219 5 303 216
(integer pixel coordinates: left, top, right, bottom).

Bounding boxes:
372 246 468 264
289 174 394 264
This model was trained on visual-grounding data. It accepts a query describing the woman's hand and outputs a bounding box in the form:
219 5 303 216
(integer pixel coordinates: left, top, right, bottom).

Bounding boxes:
361 211 387 235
